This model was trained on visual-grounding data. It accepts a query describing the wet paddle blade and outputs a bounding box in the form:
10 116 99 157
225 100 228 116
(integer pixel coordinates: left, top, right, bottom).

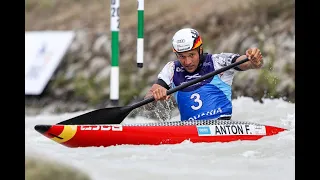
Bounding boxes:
57 106 132 125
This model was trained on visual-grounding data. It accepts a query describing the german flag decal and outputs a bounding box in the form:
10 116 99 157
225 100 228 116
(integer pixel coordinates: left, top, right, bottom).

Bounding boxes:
192 36 202 49
51 125 77 143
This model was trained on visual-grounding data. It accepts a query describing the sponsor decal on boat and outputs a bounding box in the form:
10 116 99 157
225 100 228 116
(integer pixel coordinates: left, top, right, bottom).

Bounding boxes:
80 125 123 131
197 126 211 135
196 124 266 136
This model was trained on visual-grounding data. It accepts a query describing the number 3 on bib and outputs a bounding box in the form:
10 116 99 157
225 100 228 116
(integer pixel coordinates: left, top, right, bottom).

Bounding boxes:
190 93 202 110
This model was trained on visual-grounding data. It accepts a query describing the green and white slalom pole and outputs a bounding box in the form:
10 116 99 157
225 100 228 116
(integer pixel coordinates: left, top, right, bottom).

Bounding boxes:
110 0 120 106
137 0 144 68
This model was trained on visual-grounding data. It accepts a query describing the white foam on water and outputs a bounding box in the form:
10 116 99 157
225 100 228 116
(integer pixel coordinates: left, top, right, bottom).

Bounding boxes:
25 97 295 180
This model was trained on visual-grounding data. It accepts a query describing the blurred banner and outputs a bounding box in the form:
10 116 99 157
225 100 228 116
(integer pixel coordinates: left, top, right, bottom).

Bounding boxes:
25 31 75 95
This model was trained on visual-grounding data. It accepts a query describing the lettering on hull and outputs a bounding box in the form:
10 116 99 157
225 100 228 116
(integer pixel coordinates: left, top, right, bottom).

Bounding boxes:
196 124 266 136
80 125 123 131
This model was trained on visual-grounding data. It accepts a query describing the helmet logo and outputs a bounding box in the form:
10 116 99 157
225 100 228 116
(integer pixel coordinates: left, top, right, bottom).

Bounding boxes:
177 39 185 43
190 29 199 38
176 44 191 52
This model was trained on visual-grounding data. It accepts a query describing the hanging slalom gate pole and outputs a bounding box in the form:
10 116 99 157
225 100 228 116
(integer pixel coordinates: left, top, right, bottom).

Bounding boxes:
137 0 144 68
110 0 120 106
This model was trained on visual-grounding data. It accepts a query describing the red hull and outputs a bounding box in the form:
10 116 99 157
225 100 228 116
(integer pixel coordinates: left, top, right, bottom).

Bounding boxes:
35 120 287 148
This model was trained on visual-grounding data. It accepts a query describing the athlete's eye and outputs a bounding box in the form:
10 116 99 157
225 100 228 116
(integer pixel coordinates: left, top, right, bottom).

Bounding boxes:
177 54 194 59
178 55 186 59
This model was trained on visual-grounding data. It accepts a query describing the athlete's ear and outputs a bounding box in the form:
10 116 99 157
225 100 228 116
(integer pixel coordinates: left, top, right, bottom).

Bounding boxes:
200 46 203 54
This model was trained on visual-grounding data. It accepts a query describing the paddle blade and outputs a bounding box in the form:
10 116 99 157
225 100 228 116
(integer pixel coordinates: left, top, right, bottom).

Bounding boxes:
57 106 132 125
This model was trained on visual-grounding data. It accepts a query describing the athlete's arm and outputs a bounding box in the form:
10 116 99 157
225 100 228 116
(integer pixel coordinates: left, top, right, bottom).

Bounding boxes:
145 83 170 100
233 55 250 70
235 48 264 70
213 53 241 71
144 61 174 110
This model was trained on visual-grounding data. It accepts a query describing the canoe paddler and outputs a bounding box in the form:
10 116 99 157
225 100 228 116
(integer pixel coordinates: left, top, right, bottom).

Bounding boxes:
144 28 264 121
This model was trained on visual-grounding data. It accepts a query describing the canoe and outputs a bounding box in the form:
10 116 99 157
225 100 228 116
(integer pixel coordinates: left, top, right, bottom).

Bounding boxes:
34 119 286 148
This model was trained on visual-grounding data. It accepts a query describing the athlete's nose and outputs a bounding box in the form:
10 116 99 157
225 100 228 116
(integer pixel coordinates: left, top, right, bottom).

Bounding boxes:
184 57 193 65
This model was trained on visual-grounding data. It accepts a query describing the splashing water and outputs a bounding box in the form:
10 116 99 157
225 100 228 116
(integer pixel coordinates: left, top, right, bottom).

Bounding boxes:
25 97 295 180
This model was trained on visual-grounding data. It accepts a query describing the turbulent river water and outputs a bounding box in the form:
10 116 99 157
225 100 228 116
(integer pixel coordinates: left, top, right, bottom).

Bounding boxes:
25 97 295 180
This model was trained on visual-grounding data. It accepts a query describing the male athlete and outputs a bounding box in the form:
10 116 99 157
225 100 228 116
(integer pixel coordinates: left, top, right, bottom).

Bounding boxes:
144 28 264 121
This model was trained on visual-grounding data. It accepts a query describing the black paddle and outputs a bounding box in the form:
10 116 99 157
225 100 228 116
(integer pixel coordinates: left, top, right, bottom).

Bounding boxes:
57 57 249 125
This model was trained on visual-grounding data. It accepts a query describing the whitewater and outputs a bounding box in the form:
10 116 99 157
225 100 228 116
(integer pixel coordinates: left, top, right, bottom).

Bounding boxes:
25 96 295 180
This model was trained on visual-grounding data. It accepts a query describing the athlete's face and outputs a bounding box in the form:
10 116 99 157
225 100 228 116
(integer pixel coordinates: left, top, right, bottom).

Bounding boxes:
176 49 200 73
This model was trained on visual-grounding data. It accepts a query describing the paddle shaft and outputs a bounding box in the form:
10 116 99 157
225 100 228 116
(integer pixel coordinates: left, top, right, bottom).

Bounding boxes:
56 57 248 125
129 57 249 110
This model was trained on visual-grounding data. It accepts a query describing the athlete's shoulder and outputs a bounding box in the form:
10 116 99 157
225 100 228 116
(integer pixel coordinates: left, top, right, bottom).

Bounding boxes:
162 61 176 71
211 52 240 67
158 61 175 87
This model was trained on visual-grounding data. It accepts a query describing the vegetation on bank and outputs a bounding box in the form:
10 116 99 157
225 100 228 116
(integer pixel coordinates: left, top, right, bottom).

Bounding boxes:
25 156 91 180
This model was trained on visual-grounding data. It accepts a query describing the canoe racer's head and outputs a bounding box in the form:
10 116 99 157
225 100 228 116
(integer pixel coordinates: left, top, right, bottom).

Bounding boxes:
172 28 203 73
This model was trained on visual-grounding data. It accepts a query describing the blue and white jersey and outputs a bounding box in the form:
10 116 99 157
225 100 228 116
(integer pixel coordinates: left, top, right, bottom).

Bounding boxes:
158 53 240 121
